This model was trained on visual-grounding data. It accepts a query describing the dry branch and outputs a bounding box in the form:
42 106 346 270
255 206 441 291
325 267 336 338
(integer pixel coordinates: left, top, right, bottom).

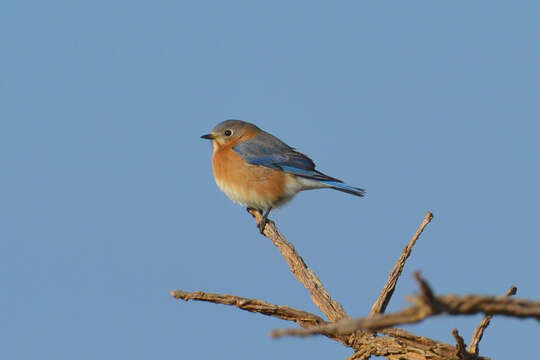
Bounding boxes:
348 329 490 360
175 211 538 360
170 289 352 345
248 209 348 322
452 328 471 359
370 212 434 315
170 290 326 327
271 274 540 338
468 286 517 354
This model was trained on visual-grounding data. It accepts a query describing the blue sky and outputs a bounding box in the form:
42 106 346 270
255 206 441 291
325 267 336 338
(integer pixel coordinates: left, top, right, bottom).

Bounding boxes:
2 1 539 359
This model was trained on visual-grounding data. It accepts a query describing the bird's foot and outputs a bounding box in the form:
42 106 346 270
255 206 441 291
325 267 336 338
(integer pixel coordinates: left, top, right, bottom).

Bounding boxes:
258 207 273 235
257 218 267 234
256 217 275 234
246 207 271 235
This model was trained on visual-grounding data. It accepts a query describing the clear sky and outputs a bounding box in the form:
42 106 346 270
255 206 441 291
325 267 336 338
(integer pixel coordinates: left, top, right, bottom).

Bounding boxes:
2 1 539 359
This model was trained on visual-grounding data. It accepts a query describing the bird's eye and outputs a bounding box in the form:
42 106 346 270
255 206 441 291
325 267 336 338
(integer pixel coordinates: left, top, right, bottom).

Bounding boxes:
224 129 233 136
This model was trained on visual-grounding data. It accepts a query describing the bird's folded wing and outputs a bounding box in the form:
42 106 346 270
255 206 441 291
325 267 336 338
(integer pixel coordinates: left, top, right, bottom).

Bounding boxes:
233 133 340 182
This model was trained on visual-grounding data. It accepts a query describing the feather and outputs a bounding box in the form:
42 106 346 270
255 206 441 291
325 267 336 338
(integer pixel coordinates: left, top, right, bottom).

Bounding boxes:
233 132 364 197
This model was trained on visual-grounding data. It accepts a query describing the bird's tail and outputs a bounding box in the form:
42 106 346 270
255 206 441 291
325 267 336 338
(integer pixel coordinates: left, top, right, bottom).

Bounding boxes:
323 180 365 197
282 167 365 197
308 170 365 197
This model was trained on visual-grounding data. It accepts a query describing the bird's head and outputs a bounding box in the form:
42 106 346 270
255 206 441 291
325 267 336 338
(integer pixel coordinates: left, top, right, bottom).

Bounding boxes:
201 119 260 149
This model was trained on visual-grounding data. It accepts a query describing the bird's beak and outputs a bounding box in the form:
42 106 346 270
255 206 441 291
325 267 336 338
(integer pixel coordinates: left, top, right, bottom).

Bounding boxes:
200 134 214 140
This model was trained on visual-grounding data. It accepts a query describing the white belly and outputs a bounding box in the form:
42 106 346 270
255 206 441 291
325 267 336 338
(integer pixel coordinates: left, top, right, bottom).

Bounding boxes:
215 174 327 210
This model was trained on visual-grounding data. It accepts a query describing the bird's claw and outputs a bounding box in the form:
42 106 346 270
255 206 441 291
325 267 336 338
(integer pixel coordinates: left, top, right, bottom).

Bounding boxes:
257 217 276 234
246 207 272 235
257 219 267 234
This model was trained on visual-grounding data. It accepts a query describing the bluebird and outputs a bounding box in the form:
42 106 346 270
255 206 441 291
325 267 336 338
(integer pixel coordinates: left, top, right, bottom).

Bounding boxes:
201 120 365 233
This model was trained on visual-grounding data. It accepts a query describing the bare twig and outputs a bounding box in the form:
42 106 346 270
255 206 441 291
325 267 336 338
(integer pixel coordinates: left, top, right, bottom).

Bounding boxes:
272 305 432 338
347 332 490 360
381 327 457 350
468 285 517 355
271 275 540 338
248 209 348 322
452 328 471 359
170 290 326 327
175 210 536 359
414 271 435 303
370 212 434 315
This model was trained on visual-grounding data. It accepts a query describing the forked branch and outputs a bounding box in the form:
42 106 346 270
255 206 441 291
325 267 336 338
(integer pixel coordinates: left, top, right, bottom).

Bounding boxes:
174 211 538 360
271 273 540 339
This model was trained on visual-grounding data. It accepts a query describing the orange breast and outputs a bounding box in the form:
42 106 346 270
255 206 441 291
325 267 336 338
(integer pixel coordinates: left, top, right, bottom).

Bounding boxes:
212 143 288 209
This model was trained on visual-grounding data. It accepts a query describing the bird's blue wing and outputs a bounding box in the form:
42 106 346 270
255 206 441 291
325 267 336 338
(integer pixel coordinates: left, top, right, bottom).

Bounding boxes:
233 132 365 197
233 132 334 181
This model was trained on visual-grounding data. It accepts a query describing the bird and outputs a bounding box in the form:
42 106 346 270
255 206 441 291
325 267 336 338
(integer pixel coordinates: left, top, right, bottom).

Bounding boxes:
201 120 365 233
